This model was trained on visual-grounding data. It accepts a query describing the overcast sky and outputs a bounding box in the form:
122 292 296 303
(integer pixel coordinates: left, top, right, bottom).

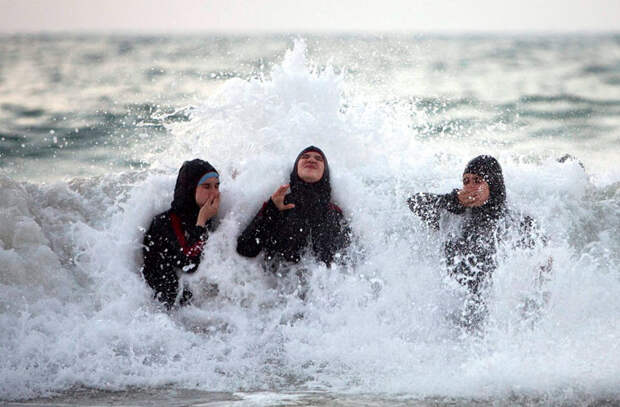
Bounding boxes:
1 0 619 33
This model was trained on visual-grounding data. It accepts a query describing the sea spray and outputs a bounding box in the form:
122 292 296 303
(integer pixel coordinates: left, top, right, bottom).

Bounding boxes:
1 39 619 402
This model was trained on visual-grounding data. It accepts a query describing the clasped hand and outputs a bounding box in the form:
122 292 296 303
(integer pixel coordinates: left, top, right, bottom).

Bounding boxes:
457 188 485 207
196 193 220 226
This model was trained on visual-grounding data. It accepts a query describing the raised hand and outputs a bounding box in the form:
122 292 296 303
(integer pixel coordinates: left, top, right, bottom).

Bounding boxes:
457 187 487 207
271 184 295 211
196 192 220 226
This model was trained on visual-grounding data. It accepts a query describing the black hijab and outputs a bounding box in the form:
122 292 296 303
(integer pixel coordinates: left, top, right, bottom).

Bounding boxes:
170 159 218 224
462 155 506 220
288 146 332 219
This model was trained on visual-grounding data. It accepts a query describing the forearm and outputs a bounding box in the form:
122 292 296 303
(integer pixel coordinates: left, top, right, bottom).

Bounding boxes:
407 190 462 228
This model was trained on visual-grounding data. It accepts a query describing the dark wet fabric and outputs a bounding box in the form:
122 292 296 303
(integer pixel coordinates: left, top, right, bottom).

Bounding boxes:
237 146 350 271
408 156 507 294
288 146 332 220
407 156 544 328
142 160 217 308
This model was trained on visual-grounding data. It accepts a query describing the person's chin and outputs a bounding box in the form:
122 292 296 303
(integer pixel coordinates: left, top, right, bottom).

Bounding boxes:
300 176 319 183
300 171 316 181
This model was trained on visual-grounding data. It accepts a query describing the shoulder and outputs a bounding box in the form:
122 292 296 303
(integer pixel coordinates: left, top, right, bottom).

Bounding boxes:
518 214 545 240
259 200 270 213
148 210 173 231
144 210 173 246
505 210 535 230
328 202 344 215
327 203 348 226
257 199 278 216
504 210 547 246
156 209 173 222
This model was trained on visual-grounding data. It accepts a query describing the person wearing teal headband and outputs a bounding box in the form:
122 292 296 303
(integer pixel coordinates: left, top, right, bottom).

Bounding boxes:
197 171 219 187
142 159 220 309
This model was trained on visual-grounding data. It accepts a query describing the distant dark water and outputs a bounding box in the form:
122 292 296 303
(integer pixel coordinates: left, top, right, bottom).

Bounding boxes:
1 35 619 404
0 33 619 181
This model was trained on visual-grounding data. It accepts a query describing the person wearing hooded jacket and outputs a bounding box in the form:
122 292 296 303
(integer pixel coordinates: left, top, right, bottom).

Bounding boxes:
407 155 548 327
142 159 220 309
236 146 351 274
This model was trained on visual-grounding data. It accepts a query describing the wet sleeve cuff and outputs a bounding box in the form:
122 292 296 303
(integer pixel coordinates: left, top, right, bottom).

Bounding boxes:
186 224 209 242
443 189 465 214
263 198 281 220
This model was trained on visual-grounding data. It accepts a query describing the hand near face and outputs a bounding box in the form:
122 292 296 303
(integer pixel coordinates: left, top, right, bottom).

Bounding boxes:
271 184 295 211
457 188 484 207
196 192 220 226
458 173 490 207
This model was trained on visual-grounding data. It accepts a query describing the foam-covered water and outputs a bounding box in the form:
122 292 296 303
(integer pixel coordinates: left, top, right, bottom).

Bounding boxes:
1 37 619 404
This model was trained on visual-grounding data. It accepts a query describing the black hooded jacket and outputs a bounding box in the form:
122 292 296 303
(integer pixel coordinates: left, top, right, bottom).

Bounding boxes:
236 146 351 271
407 155 541 294
142 159 218 308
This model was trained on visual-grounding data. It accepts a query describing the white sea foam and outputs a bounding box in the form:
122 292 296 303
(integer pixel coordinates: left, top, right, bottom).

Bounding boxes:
1 40 619 402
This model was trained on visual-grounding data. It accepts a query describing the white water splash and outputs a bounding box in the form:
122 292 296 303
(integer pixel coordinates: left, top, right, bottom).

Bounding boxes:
1 40 619 402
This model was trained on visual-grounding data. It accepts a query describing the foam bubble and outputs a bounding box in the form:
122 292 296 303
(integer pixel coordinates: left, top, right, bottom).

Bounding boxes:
1 40 619 402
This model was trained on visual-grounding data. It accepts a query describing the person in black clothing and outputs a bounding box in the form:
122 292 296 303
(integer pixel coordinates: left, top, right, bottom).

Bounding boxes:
142 159 220 309
407 155 547 328
236 146 351 278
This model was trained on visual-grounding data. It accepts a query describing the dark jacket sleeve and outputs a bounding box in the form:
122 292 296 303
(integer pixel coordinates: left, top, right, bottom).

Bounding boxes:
407 189 464 229
236 199 282 258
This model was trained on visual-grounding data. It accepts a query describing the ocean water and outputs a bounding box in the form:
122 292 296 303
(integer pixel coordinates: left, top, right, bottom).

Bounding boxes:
1 34 619 405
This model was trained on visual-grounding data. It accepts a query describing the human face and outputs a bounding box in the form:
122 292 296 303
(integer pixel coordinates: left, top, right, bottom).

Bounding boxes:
462 173 490 207
195 176 220 207
296 151 325 183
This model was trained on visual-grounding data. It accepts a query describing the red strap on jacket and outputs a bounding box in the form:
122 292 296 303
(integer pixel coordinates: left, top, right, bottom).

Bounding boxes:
170 213 205 257
329 202 343 214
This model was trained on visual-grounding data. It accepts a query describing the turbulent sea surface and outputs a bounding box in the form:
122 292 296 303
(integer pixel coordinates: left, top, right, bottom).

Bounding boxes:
1 34 619 405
